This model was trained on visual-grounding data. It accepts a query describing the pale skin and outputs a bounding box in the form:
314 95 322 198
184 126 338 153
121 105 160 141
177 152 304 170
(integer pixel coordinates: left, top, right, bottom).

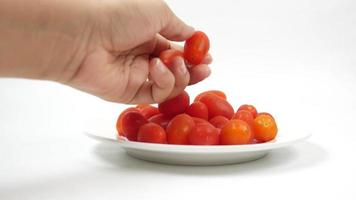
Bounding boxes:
0 0 211 104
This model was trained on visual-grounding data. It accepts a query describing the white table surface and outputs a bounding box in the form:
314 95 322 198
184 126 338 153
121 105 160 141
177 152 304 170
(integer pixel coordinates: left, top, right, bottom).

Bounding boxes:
1 0 355 199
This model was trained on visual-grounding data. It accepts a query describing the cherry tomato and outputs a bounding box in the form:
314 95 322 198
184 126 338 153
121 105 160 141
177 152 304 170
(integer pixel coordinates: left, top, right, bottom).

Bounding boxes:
184 31 210 65
233 110 254 127
253 114 278 142
258 112 275 121
159 49 184 67
237 104 258 118
185 101 209 120
116 107 140 136
188 122 219 145
158 91 190 117
199 94 234 119
137 123 167 144
220 119 252 145
166 114 195 145
209 116 229 129
121 112 148 141
136 104 160 119
194 90 226 102
192 117 210 125
148 113 171 129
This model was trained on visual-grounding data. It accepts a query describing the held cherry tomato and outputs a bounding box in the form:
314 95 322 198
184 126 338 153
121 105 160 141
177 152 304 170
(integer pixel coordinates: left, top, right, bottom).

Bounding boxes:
184 31 210 65
116 107 140 136
137 122 167 144
188 122 219 145
220 119 252 145
166 114 195 145
158 91 190 117
199 94 234 119
194 90 227 102
209 116 229 129
136 104 160 119
159 49 184 67
185 101 209 120
253 114 278 142
237 104 258 118
148 113 171 129
121 112 148 141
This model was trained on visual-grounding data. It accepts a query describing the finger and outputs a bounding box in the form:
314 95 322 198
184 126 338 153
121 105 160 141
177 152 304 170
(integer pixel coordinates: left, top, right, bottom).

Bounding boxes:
159 4 195 41
188 65 211 85
129 58 175 104
167 56 190 98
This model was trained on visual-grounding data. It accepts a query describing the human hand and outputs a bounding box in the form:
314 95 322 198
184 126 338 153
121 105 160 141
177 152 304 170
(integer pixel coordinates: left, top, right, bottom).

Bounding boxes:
65 0 212 104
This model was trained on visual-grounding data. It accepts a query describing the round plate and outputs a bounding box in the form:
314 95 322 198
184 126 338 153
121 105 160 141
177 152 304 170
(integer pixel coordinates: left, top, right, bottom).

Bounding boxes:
85 126 311 166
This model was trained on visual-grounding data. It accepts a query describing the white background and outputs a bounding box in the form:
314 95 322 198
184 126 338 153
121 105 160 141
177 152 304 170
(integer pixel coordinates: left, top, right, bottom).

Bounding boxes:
1 0 356 199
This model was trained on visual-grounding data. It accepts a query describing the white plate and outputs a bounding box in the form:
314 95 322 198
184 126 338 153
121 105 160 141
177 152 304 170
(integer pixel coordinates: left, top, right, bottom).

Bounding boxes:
85 123 311 165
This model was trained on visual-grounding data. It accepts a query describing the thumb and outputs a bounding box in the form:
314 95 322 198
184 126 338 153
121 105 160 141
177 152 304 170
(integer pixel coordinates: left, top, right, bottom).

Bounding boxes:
159 3 195 41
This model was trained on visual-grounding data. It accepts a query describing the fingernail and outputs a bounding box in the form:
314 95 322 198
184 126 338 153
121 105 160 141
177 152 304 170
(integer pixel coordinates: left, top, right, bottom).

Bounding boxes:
155 59 166 73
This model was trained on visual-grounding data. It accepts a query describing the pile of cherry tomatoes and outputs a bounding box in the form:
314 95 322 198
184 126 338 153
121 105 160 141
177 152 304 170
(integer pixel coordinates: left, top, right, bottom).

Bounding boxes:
116 31 278 145
116 90 278 145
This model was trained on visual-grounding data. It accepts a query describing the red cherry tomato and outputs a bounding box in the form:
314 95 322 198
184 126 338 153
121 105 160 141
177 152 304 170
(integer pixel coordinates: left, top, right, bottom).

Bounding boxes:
258 112 275 121
136 104 160 119
166 114 195 145
158 91 190 117
199 94 234 119
116 107 140 136
188 122 219 145
137 122 167 144
184 31 210 65
209 116 229 129
185 101 209 120
233 110 254 127
121 112 148 141
220 119 252 145
192 117 210 125
194 90 226 102
253 114 278 142
237 104 258 118
159 49 184 67
148 113 171 129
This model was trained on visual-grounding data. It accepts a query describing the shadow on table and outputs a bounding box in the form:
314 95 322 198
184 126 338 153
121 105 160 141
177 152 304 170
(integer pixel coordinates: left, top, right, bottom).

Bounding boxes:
92 141 328 176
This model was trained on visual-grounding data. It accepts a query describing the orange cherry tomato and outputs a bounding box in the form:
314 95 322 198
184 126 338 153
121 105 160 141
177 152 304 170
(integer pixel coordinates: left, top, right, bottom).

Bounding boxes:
185 101 209 120
184 31 210 65
220 119 252 145
194 90 227 102
258 112 275 121
233 110 255 142
136 104 160 119
188 122 219 145
253 114 278 142
199 94 234 119
148 113 171 129
158 91 190 117
137 122 167 144
116 107 140 136
121 111 148 141
159 49 184 67
209 116 229 129
237 104 258 118
166 114 195 145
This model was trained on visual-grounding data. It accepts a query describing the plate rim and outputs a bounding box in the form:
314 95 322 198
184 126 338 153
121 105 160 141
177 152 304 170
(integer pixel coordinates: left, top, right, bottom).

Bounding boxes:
85 131 311 153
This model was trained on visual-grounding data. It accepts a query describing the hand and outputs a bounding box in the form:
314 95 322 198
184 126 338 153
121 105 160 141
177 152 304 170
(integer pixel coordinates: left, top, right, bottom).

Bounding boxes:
64 0 212 104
